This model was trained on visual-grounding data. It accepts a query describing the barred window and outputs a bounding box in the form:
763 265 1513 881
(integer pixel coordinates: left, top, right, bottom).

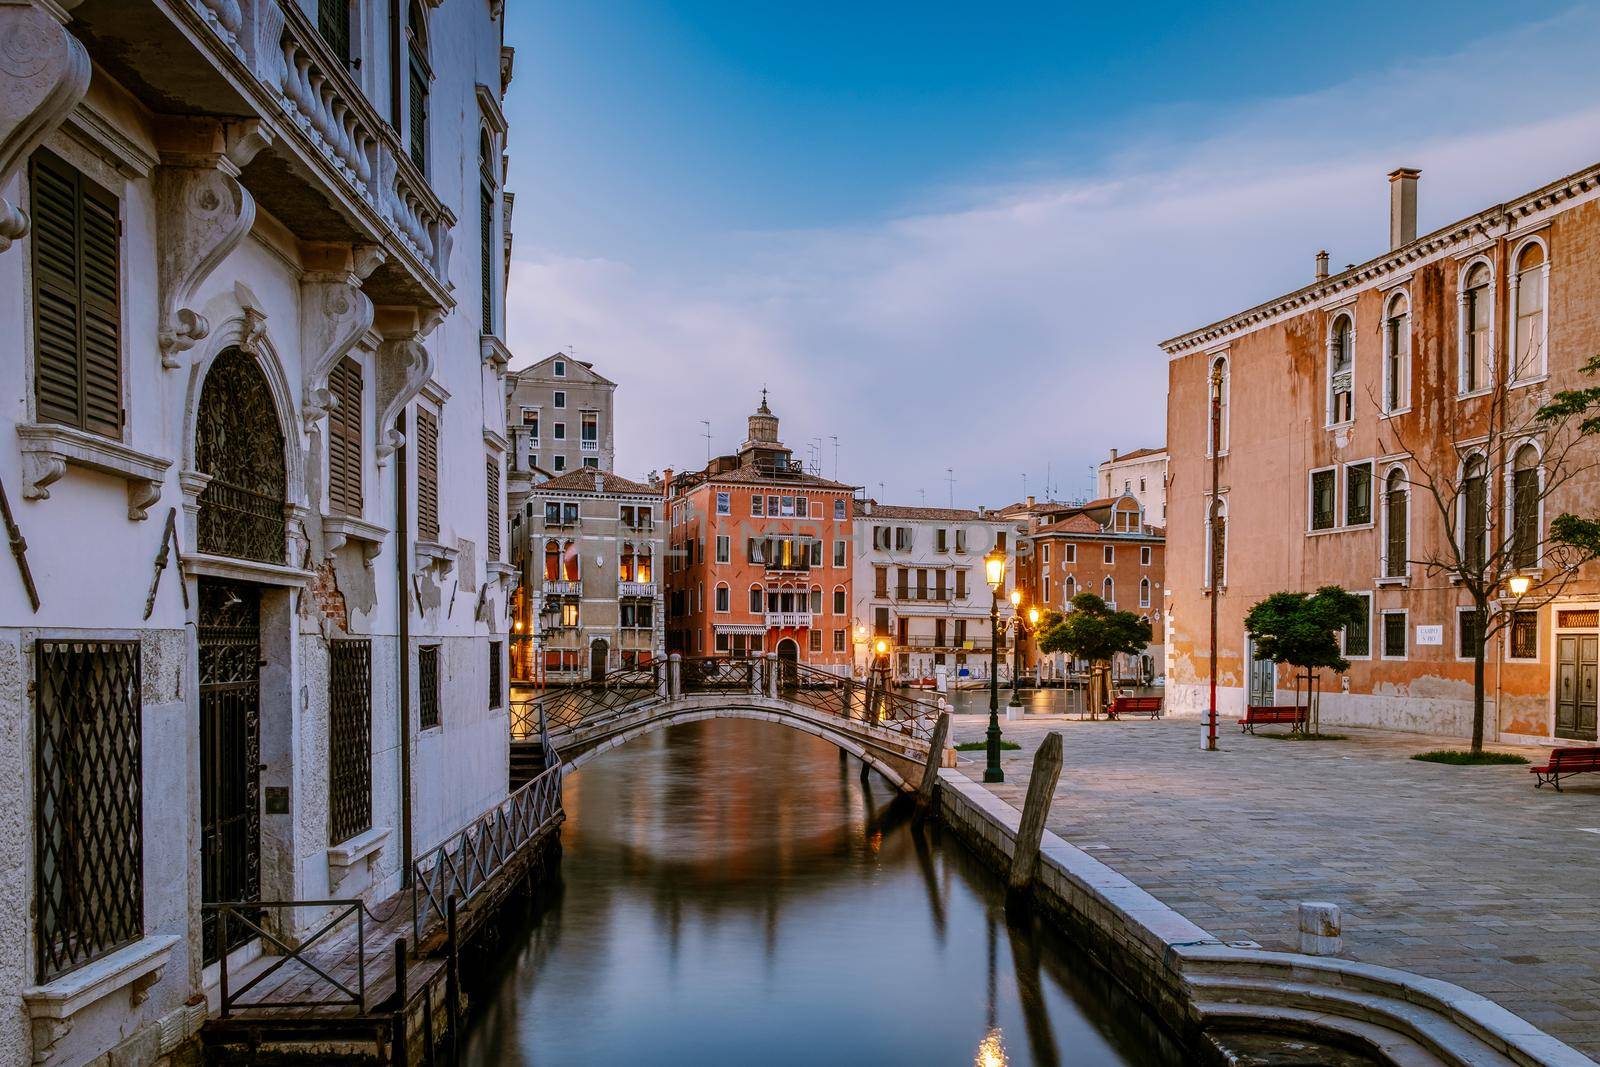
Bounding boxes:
35 640 142 980
1342 594 1371 657
488 641 502 709
1510 610 1538 660
328 640 372 845
1458 608 1483 660
1310 469 1336 531
418 645 440 729
1382 612 1407 659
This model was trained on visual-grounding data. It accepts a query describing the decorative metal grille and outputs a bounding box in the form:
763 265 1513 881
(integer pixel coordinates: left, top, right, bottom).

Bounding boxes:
419 645 440 729
328 640 372 845
34 640 143 981
197 348 287 564
200 579 262 963
488 640 502 709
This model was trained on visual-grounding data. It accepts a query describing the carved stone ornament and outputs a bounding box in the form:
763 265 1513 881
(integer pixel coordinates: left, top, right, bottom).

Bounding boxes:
0 0 91 253
156 123 273 366
301 248 385 429
374 310 443 466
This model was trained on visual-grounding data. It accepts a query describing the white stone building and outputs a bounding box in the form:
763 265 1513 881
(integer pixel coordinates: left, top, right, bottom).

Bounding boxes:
851 501 1019 683
1097 446 1168 529
506 352 617 476
0 1 516 1063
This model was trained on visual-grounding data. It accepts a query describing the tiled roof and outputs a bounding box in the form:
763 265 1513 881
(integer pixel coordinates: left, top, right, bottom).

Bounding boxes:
699 463 857 491
852 500 994 521
1036 514 1102 534
532 469 656 496
1104 446 1165 463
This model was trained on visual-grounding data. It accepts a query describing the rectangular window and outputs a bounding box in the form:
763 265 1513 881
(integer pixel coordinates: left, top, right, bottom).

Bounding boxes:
834 540 846 567
1042 543 1050 565
833 589 846 614
327 356 363 515
1342 593 1371 657
715 585 730 612
767 495 779 516
716 535 730 563
780 495 795 517
553 422 566 440
1457 608 1483 659
796 495 808 518
415 408 440 543
1064 544 1076 564
581 411 599 447
834 629 846 653
488 641 503 708
419 645 440 729
955 529 967 553
34 640 142 980
1345 462 1372 526
751 493 763 516
1310 468 1336 531
995 531 1007 551
895 527 913 551
875 567 887 597
30 150 122 438
553 358 565 377
874 606 890 636
1140 545 1152 566
956 569 967 599
328 639 372 847
486 458 501 560
834 498 846 520
318 0 352 61
716 492 730 514
810 630 822 653
1382 612 1407 659
554 390 566 408
1103 545 1114 564
1509 610 1538 660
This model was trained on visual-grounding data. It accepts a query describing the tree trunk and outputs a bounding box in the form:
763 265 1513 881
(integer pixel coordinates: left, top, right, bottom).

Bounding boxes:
1471 602 1488 754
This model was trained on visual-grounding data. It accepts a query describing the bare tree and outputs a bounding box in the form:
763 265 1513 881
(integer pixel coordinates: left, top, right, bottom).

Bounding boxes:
1376 340 1600 753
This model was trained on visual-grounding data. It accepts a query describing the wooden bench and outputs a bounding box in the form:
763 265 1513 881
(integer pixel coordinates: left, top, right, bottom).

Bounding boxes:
1530 747 1600 791
1238 705 1306 734
1107 695 1162 720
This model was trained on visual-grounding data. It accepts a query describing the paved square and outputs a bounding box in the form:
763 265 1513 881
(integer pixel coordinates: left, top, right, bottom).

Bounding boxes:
948 712 1600 1056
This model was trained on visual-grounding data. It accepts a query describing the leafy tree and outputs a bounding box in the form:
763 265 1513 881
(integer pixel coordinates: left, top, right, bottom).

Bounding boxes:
1036 593 1152 715
1245 587 1365 732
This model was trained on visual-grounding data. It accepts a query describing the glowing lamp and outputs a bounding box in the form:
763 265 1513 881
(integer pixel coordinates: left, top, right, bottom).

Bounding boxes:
1028 607 1040 626
1507 574 1532 598
874 638 889 656
1009 588 1022 608
984 550 1006 592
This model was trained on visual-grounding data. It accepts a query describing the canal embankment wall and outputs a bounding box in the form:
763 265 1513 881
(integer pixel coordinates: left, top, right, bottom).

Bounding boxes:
933 769 1594 1067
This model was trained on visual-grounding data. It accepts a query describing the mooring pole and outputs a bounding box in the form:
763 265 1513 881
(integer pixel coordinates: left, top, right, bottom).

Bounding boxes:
393 937 410 1067
1009 732 1065 897
446 894 460 1066
917 710 952 811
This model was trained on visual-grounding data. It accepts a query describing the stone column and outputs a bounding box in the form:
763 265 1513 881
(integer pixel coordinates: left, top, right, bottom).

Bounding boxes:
668 653 681 700
765 652 778 699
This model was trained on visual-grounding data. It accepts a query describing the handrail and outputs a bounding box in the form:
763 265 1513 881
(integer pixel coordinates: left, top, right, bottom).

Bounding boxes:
410 756 565 942
204 898 378 1015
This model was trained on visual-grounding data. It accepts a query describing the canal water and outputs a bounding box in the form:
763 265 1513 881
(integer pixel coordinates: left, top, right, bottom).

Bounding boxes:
463 717 1181 1066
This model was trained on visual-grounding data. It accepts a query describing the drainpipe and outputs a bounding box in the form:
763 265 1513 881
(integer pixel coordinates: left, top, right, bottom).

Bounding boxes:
396 413 413 886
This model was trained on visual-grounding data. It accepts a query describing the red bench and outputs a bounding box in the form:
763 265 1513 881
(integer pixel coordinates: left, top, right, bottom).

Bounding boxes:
1531 747 1600 791
1107 695 1162 720
1238 705 1307 734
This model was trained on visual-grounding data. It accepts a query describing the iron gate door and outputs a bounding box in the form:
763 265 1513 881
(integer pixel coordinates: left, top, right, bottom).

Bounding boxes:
1557 634 1598 741
199 578 262 963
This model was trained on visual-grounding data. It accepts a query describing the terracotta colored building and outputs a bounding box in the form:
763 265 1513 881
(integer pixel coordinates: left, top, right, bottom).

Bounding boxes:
1012 495 1167 682
664 394 858 673
1165 165 1600 743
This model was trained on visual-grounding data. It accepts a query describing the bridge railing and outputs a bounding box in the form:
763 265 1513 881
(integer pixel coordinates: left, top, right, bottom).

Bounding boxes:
678 655 944 743
539 662 664 733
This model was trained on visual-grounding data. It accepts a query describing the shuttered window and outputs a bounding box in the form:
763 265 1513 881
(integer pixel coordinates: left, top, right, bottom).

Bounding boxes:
29 150 122 438
317 0 351 63
485 457 501 560
327 356 363 516
415 408 439 543
480 184 494 328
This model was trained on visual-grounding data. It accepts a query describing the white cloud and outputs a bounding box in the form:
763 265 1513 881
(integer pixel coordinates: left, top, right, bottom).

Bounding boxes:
506 8 1600 505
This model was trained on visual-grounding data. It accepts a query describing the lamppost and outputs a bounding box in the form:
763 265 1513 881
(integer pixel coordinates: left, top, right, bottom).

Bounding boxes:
1008 590 1036 708
984 549 1007 783
1206 359 1224 753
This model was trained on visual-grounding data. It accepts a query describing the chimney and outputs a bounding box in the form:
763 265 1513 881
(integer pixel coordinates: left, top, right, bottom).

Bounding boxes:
1388 167 1420 249
1109 448 1118 462
863 500 873 516
594 473 604 493
1026 495 1035 507
978 505 986 518
1314 250 1329 281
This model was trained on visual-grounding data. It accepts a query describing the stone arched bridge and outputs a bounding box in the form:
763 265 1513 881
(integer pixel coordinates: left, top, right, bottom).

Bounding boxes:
510 655 949 789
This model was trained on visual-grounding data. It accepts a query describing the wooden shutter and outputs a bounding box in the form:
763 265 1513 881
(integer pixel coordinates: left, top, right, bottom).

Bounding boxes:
318 0 351 62
480 183 494 327
415 408 439 543
327 356 363 515
485 457 501 560
30 150 121 438
408 64 428 171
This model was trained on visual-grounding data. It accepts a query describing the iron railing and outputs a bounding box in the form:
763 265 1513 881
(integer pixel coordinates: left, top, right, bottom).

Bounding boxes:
540 663 663 733
207 899 377 1014
410 757 564 942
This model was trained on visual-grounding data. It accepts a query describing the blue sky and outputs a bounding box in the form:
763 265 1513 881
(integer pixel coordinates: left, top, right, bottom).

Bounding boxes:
501 2 1600 505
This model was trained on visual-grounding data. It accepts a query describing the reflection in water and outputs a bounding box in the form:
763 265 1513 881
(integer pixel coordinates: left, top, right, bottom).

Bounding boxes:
464 718 1178 1066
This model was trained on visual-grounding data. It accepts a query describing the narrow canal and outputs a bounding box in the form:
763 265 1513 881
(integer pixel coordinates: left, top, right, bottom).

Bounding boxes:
463 717 1181 1065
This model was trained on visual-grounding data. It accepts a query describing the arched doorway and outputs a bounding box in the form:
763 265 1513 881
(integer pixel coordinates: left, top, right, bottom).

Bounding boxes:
192 346 287 963
590 638 609 682
777 638 799 690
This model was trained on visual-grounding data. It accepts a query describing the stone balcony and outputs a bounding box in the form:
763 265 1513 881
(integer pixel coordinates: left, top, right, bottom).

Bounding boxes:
69 0 456 309
618 581 656 599
765 611 812 629
542 579 581 597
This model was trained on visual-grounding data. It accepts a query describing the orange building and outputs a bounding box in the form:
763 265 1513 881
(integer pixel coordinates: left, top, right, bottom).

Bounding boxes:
1164 166 1600 743
664 394 858 673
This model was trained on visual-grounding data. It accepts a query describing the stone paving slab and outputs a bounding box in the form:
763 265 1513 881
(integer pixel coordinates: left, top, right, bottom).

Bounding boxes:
948 713 1600 1057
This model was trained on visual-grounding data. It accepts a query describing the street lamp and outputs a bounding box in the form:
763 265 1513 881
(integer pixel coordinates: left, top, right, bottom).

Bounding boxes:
1507 573 1533 598
1206 359 1224 753
984 549 1007 783
1008 588 1025 708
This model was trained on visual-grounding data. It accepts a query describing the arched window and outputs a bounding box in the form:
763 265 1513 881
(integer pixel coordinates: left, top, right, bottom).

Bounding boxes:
543 540 559 581
618 543 635 582
715 582 731 613
1139 577 1151 608
1510 444 1541 568
749 585 763 613
1327 313 1354 425
1460 261 1492 393
1511 241 1548 382
1460 455 1487 570
1208 355 1229 455
479 128 498 330
809 585 823 614
1204 496 1227 589
196 348 287 564
635 547 652 584
406 1 430 173
1384 291 1410 413
1102 576 1115 607
561 538 579 581
1063 575 1075 604
1384 469 1408 579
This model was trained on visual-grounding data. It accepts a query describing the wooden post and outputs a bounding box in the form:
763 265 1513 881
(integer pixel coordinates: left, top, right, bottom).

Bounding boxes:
668 653 682 699
393 938 409 1067
917 711 951 809
445 894 460 1066
1008 732 1064 896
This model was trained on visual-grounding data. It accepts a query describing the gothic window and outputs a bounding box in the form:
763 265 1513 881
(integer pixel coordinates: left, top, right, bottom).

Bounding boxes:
1384 291 1410 413
1327 313 1354 425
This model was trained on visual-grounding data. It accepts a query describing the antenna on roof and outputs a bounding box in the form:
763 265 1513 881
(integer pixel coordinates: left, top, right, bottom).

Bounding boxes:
1046 461 1052 500
700 420 711 465
945 468 955 507
918 488 926 506
829 435 839 480
1021 473 1028 500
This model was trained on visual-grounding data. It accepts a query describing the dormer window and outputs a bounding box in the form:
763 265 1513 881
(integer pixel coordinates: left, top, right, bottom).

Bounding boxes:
554 359 566 377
